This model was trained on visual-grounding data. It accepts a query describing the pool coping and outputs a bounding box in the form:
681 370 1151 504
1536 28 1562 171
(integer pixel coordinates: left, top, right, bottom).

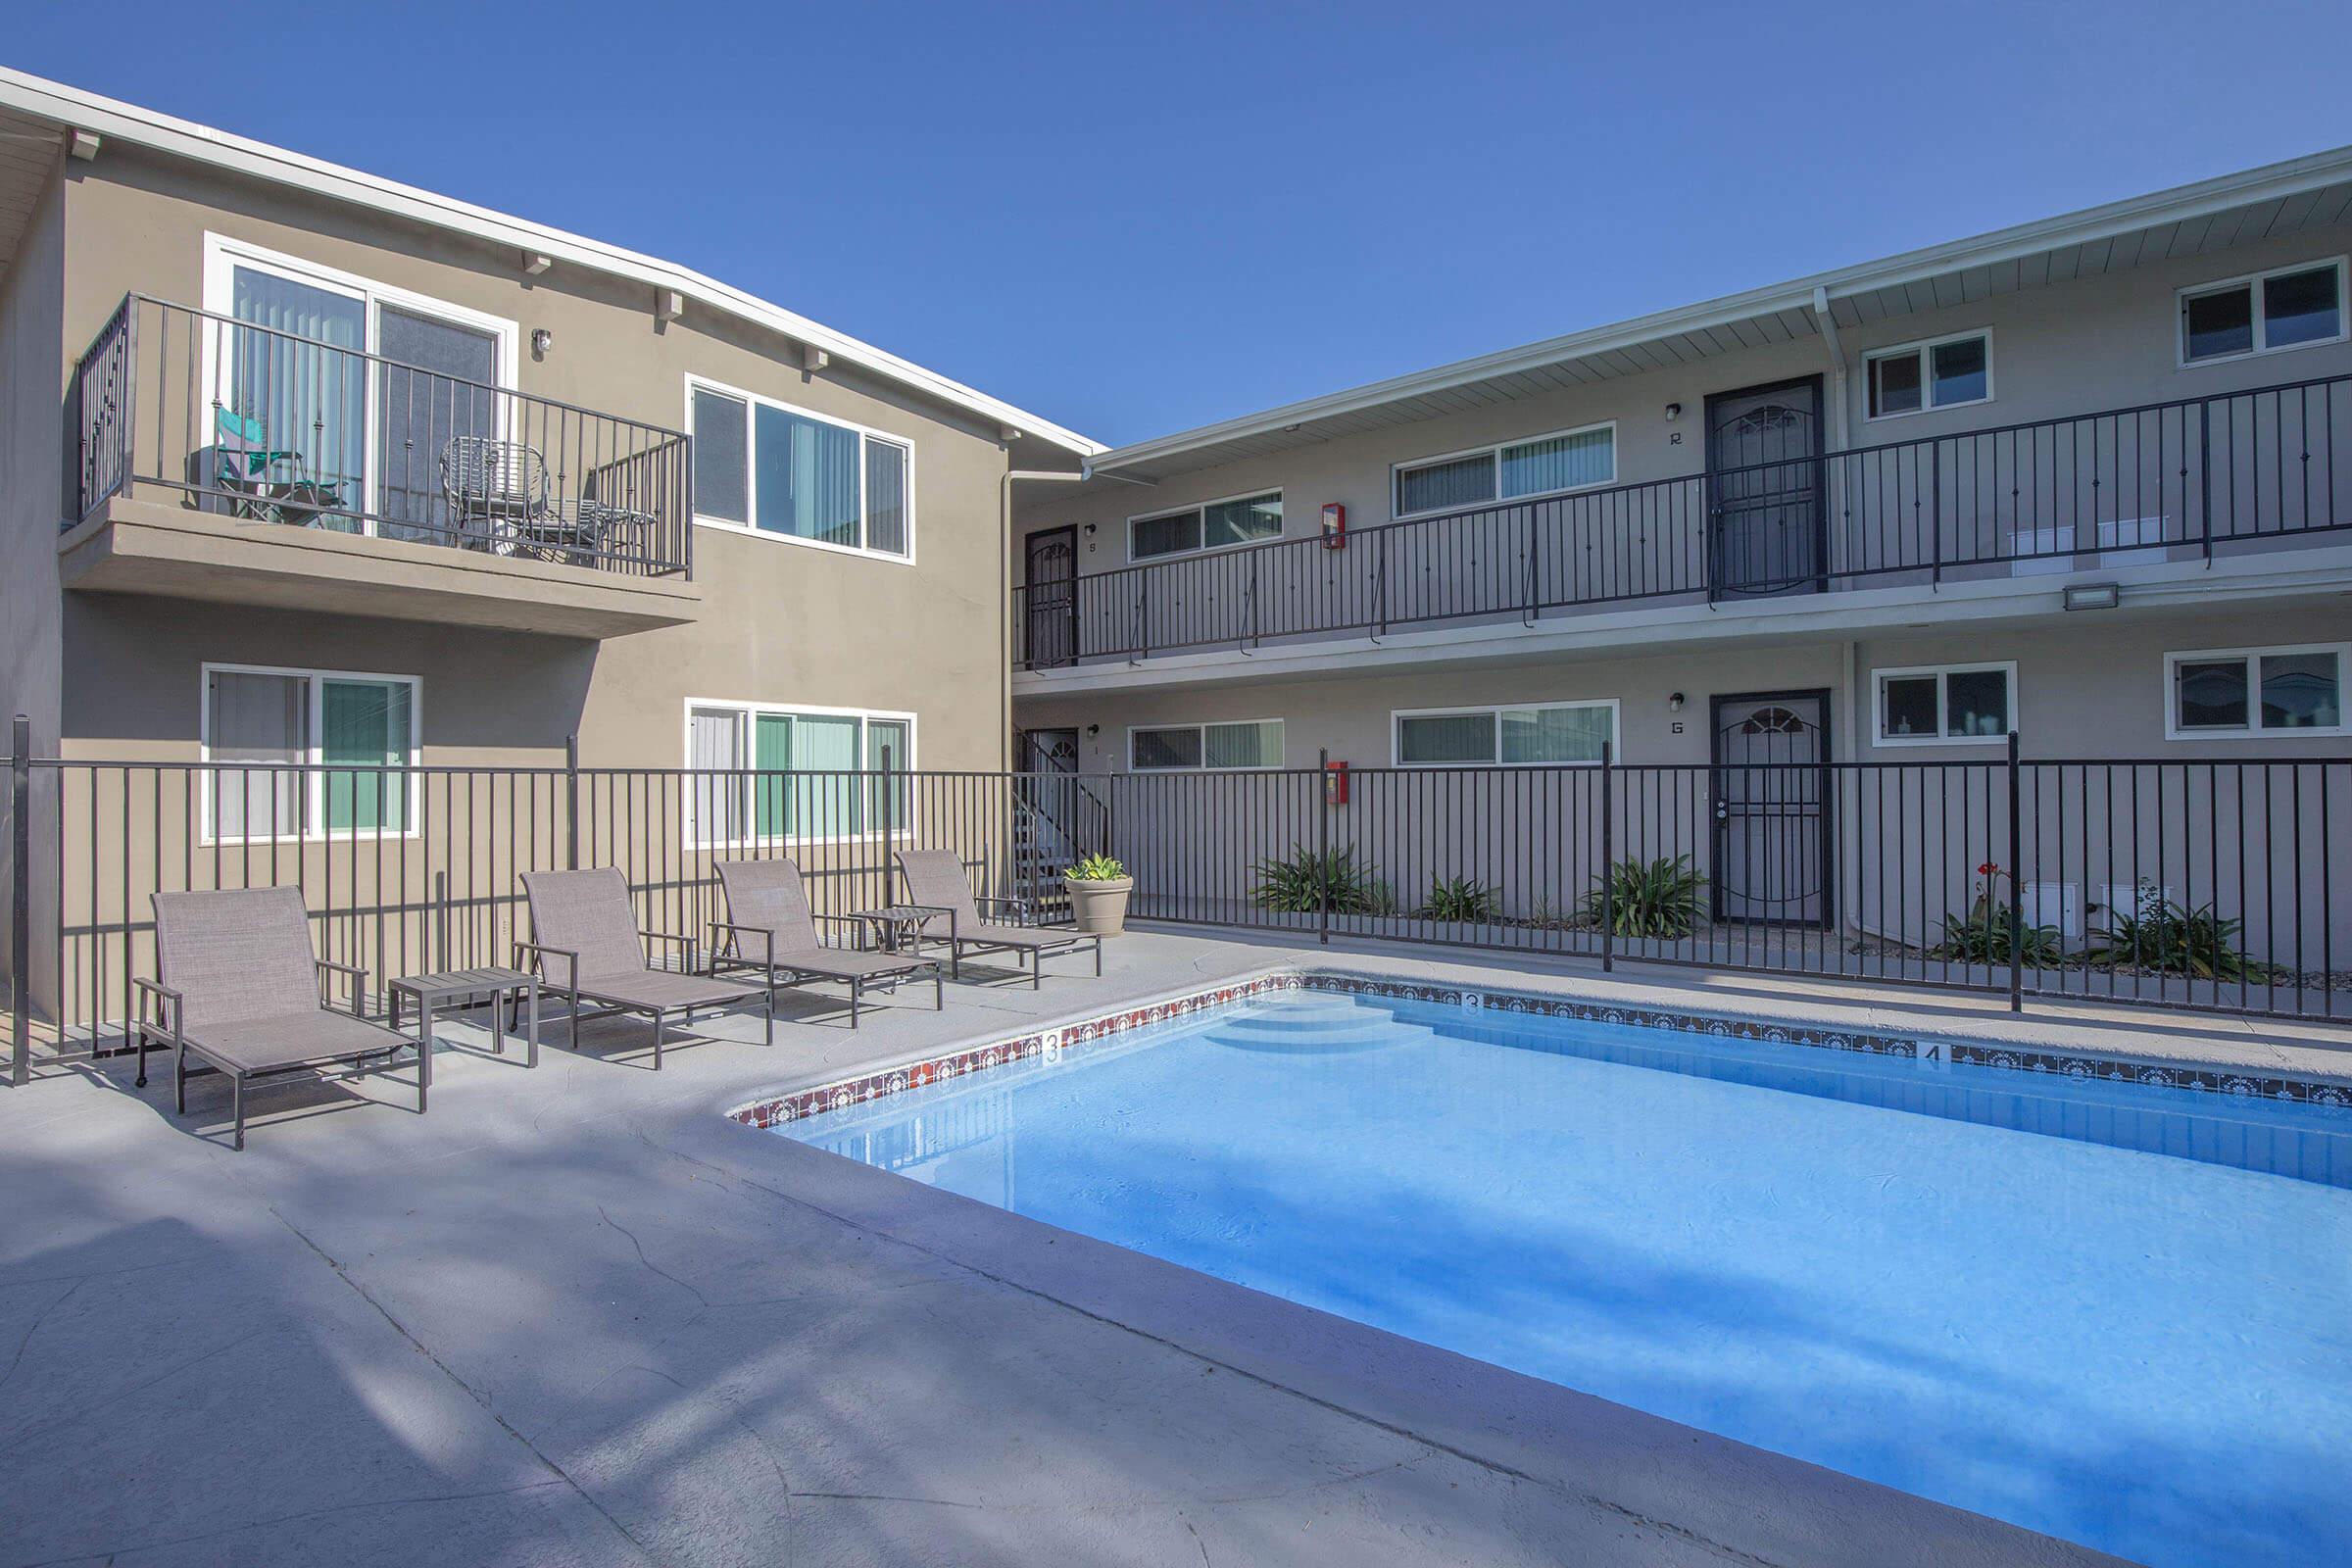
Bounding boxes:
729 963 2352 1129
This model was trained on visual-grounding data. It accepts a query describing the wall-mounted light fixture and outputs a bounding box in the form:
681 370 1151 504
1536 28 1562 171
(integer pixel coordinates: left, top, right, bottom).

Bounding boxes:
530 327 554 355
1083 523 1098 536
1664 402 1683 421
1668 692 1686 711
1085 723 1101 738
2062 582 2121 612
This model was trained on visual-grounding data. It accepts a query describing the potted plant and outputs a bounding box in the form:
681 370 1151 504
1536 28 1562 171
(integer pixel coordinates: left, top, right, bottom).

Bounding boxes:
1063 853 1135 935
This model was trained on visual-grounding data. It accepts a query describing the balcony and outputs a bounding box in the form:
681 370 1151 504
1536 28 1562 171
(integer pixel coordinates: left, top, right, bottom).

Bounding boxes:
1015 372 2352 670
60 295 701 639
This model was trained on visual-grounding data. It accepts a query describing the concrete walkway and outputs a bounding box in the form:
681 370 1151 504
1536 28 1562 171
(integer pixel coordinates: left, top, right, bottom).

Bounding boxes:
8 929 2320 1566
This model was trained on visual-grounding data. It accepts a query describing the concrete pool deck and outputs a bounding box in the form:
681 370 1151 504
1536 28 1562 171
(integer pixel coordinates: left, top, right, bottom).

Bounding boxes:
6 929 2333 1566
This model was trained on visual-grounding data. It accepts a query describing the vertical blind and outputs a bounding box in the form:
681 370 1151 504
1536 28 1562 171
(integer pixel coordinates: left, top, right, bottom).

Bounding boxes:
228 267 367 528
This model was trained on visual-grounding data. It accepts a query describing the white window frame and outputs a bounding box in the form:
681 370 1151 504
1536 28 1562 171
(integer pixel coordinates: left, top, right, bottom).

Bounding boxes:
1125 490 1284 564
1390 699 1621 767
1871 662 2018 748
681 699 918 849
200 234 520 535
1862 329 1994 422
1125 719 1288 772
2177 256 2350 368
1390 421 1618 521
198 662 423 845
684 374 917 565
2161 643 2349 740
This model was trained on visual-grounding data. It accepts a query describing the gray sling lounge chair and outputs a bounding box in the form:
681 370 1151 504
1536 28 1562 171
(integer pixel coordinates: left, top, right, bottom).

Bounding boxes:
133 886 420 1150
894 849 1102 989
516 868 772 1068
712 859 942 1025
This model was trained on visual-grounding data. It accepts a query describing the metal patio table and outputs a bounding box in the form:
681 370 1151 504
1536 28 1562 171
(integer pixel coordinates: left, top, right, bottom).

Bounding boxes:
849 905 946 960
389 966 541 1070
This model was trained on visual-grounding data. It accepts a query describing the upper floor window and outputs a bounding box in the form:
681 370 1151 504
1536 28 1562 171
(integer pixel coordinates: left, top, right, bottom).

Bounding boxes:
2165 644 2345 738
1875 662 2014 746
1129 493 1282 562
1392 424 1615 518
1865 331 1991 420
202 662 418 841
685 701 912 846
1129 719 1285 771
1393 700 1617 766
689 379 911 561
2180 259 2346 366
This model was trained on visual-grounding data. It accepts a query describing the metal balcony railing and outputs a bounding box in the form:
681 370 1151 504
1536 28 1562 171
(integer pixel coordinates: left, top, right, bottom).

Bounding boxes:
1016 370 2352 666
69 294 693 578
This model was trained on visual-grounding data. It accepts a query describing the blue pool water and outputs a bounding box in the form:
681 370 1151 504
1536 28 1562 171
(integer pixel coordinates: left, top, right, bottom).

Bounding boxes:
779 990 2352 1567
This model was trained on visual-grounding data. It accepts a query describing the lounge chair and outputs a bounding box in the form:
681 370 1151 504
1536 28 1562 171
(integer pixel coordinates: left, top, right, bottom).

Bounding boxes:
712 859 943 1025
893 849 1102 989
516 867 772 1067
132 886 420 1150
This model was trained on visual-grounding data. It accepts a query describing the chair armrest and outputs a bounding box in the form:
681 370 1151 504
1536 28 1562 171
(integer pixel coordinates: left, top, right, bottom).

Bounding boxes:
809 912 871 950
130 976 183 1039
640 928 703 973
513 942 579 988
974 895 1034 925
707 921 774 965
316 958 369 1015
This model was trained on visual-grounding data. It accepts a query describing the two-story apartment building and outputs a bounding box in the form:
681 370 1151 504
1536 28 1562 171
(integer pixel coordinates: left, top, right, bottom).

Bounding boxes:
0 69 1097 1021
1010 151 2352 954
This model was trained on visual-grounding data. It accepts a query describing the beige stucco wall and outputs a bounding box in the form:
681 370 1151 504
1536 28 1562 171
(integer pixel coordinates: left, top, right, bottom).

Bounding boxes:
53 144 1031 772
1015 220 2352 579
1012 602 2352 769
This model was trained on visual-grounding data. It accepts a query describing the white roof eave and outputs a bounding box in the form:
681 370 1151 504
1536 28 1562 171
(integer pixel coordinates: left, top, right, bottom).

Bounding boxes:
0 67 1105 458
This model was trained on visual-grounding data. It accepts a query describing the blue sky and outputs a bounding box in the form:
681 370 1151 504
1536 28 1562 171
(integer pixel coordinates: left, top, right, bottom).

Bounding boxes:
15 0 2352 447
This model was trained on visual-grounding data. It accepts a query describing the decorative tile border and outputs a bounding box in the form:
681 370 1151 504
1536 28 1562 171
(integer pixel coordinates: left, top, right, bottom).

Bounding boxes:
732 966 2352 1130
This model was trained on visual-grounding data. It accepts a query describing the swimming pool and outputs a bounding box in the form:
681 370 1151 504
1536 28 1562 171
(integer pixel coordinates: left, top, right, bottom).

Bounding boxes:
764 980 2352 1567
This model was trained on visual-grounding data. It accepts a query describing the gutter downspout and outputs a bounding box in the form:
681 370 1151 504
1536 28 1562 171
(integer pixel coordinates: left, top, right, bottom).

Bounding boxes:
1811 284 1851 456
1001 466 1089 770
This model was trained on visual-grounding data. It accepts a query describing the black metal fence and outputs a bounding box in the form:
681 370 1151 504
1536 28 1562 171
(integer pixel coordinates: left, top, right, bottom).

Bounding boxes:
5 741 2346 1082
1016 369 2352 665
70 294 693 577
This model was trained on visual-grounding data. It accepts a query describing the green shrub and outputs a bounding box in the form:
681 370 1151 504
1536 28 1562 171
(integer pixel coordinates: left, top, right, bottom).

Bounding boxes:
1930 862 2064 966
1250 845 1390 914
2092 887 2275 981
1418 875 1501 923
1579 855 1706 939
1063 853 1127 882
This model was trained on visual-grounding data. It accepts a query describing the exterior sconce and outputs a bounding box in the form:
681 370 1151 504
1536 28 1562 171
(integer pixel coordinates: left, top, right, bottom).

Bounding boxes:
531 328 554 355
2063 582 2120 611
1664 403 1683 421
1668 692 1686 711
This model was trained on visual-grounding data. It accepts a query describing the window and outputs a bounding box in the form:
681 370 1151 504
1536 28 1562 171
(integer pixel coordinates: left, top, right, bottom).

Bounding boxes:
2164 645 2345 738
1393 424 1615 517
688 379 913 560
2180 259 2347 366
202 664 419 840
1128 720 1285 771
1128 493 1282 562
1393 701 1618 766
685 703 913 845
1865 331 1991 419
201 234 516 540
1874 662 2015 746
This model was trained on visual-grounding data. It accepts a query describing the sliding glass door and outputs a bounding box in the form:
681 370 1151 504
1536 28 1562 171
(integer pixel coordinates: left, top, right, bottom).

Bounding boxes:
376 305 500 543
226 266 368 530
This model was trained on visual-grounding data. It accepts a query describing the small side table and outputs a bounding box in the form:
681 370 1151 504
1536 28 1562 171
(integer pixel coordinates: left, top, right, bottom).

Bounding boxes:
390 966 541 1071
851 906 944 958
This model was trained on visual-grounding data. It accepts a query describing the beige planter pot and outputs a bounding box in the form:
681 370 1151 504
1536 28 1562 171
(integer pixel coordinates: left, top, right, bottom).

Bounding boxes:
1064 875 1134 935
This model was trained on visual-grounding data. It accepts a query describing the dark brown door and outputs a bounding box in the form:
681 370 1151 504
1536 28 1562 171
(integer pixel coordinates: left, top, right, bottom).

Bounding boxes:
1711 691 1833 926
1706 375 1824 597
1023 526 1078 667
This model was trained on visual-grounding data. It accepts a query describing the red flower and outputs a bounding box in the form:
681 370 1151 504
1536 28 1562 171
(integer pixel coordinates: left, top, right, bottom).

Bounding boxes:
1977 861 2000 876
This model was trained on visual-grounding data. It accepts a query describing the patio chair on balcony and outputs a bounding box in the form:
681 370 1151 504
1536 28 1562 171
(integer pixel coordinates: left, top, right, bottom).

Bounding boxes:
132 886 421 1151
711 858 943 1026
515 867 773 1068
196 408 350 526
894 849 1102 989
442 435 604 564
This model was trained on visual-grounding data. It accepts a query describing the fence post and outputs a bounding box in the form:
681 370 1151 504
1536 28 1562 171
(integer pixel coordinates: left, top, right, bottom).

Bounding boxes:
11 714 28 1087
1599 739 1615 974
880 743 895 913
1317 748 1332 947
2006 730 2023 1014
2198 398 2213 566
1930 443 1942 589
564 733 580 871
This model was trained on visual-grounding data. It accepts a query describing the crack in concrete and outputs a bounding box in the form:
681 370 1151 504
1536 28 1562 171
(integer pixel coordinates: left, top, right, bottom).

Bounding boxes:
1 1327 272 1448
262 1204 661 1567
6 1479 570 1568
0 1278 81 1399
594 1205 712 1308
